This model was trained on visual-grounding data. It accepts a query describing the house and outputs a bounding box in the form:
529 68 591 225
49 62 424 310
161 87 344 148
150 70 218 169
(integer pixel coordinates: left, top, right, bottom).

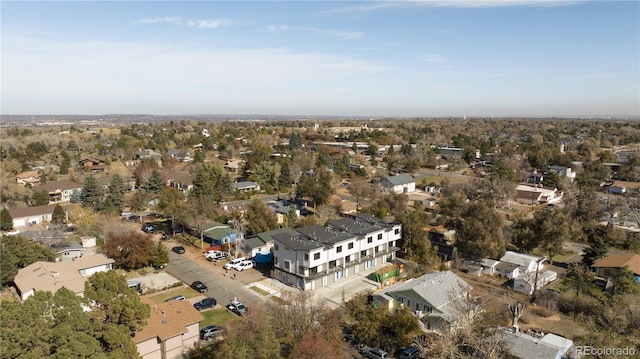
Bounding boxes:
16 170 41 185
272 213 401 291
77 158 106 172
134 297 204 359
32 180 82 204
244 227 296 258
379 173 416 194
13 254 115 301
591 253 640 283
499 328 575 359
495 261 520 279
513 270 558 295
185 220 237 245
166 170 194 195
224 159 244 173
96 175 136 192
464 258 500 276
372 271 472 332
427 228 457 267
548 165 576 181
7 205 57 228
500 251 546 275
267 199 308 224
515 184 563 205
136 149 162 161
167 149 192 162
607 180 640 195
233 181 261 192
50 241 85 261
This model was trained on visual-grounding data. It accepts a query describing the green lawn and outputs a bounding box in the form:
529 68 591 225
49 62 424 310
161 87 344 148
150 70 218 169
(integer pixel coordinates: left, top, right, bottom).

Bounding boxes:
148 287 198 304
199 308 243 329
530 248 576 263
249 286 269 296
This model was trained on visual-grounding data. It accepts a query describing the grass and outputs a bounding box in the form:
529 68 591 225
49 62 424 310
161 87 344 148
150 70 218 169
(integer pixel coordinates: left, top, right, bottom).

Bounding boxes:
530 248 576 263
249 286 269 296
148 287 198 304
199 308 243 329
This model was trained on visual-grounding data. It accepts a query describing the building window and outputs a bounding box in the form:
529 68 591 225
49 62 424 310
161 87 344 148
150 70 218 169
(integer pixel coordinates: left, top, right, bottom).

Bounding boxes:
329 260 337 269
375 246 379 254
367 237 373 243
416 303 420 311
348 242 354 249
361 250 367 258
284 260 291 271
345 255 351 263
305 253 309 260
274 244 279 250
335 270 345 280
394 228 400 235
364 259 374 269
378 234 383 240
298 265 305 274
336 245 343 253
314 252 320 260
274 257 279 266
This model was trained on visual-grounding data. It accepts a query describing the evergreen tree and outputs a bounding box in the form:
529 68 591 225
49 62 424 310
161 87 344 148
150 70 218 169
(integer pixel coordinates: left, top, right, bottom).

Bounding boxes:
191 164 232 204
0 208 14 231
107 174 126 209
32 190 50 206
149 241 170 268
80 174 103 211
193 149 205 163
52 204 66 225
70 189 81 203
278 161 292 190
146 169 164 194
59 158 70 175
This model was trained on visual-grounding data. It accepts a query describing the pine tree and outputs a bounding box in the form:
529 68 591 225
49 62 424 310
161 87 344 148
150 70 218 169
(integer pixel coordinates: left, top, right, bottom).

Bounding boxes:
0 208 14 231
107 174 126 209
59 159 69 175
52 204 66 224
145 169 164 194
81 174 103 211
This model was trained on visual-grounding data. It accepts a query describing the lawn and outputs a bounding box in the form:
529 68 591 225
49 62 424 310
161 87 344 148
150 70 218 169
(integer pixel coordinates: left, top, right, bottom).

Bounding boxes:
249 286 269 296
148 287 199 304
530 248 576 264
199 308 243 329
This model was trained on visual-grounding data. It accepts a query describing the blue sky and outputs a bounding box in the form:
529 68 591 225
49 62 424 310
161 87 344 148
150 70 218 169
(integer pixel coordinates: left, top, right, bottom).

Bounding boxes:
2 1 638 117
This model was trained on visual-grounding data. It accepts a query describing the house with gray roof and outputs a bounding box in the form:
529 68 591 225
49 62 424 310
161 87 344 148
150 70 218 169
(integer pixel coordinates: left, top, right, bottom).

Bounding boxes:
167 149 192 162
379 173 415 194
498 328 575 359
272 214 401 291
7 205 57 228
33 180 82 204
244 227 296 257
372 271 472 331
233 181 261 192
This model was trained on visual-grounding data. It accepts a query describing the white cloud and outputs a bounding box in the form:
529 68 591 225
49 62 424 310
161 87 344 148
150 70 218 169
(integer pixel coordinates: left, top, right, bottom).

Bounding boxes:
301 27 364 40
135 17 183 25
186 19 232 29
322 0 582 13
421 54 446 64
135 17 232 29
266 25 289 32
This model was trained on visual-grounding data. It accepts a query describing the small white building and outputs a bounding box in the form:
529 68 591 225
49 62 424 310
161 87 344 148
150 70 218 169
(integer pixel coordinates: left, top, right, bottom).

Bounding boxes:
500 251 546 275
548 165 576 181
380 173 416 194
514 270 558 295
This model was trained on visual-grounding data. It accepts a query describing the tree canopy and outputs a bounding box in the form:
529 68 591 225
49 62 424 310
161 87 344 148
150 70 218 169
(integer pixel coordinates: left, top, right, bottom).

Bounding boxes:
103 230 156 270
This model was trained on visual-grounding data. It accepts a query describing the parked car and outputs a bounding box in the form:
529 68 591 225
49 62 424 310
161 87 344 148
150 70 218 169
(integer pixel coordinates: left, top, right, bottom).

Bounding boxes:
191 280 208 293
193 297 217 311
199 325 227 340
204 250 229 261
362 348 389 359
234 260 254 271
226 298 247 316
223 257 247 270
164 295 186 302
399 346 419 359
171 246 185 254
142 225 155 233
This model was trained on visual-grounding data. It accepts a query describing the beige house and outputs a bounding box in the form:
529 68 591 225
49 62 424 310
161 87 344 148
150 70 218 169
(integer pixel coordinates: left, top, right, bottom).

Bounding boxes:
13 254 115 301
134 297 204 359
16 170 41 185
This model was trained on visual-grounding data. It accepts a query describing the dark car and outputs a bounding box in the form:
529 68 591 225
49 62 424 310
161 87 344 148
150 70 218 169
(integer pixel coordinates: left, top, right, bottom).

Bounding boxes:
399 346 419 359
199 325 227 340
191 280 208 293
193 297 217 311
171 246 185 254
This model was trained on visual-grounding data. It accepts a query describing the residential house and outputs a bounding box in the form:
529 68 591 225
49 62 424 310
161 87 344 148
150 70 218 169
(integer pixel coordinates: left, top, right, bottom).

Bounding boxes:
607 180 640 196
426 227 457 268
464 258 500 276
134 297 204 359
166 170 194 195
500 251 546 275
51 241 85 261
380 173 416 194
272 213 401 291
77 158 106 172
495 261 521 279
7 205 57 228
243 227 296 258
548 165 576 181
515 184 563 205
136 149 162 167
499 328 575 359
372 271 472 332
591 253 640 283
167 149 192 162
267 198 308 224
13 254 115 301
513 270 558 295
16 170 41 185
186 220 237 246
32 180 82 204
224 159 244 173
233 181 261 192
96 175 136 192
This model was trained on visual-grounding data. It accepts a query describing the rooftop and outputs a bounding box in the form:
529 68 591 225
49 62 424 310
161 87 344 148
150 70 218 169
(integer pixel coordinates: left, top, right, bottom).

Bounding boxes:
592 253 640 275
134 297 204 343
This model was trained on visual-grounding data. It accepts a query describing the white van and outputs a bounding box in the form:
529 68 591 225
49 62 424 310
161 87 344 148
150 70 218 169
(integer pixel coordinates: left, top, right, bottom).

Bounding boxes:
223 257 247 270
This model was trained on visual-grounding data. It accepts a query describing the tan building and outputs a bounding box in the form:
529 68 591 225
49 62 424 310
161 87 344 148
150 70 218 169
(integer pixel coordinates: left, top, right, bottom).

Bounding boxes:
592 253 640 279
134 297 204 359
13 254 115 301
16 170 41 185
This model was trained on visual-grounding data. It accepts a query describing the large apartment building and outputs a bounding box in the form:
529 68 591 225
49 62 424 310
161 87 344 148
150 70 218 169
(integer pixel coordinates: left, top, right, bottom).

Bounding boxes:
272 213 401 290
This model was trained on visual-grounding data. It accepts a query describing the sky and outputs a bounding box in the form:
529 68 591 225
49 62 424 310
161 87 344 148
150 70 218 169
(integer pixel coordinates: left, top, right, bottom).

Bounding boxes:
2 1 639 118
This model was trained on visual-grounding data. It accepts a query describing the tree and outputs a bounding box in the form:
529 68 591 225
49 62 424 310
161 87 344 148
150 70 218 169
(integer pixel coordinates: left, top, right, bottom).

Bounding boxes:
107 174 127 209
582 229 608 267
103 230 156 270
32 189 50 206
145 169 164 194
347 182 373 211
84 270 149 357
533 208 573 264
81 174 103 211
0 235 58 286
563 263 596 298
278 161 292 191
397 208 431 263
193 149 205 163
245 199 278 235
191 164 232 205
0 208 14 231
610 267 640 296
295 167 334 206
451 201 506 259
52 204 66 225
510 217 539 252
157 187 190 223
149 241 170 268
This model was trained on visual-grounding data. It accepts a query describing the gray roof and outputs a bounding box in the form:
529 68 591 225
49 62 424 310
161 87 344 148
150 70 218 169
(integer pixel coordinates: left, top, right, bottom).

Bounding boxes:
495 261 520 273
272 232 325 251
268 201 296 214
382 173 415 186
385 271 471 316
233 181 259 190
247 227 297 249
499 328 572 359
296 224 354 245
328 213 395 236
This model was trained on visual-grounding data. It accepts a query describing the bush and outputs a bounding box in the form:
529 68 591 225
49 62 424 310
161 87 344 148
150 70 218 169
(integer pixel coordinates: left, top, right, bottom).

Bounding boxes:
558 294 601 317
